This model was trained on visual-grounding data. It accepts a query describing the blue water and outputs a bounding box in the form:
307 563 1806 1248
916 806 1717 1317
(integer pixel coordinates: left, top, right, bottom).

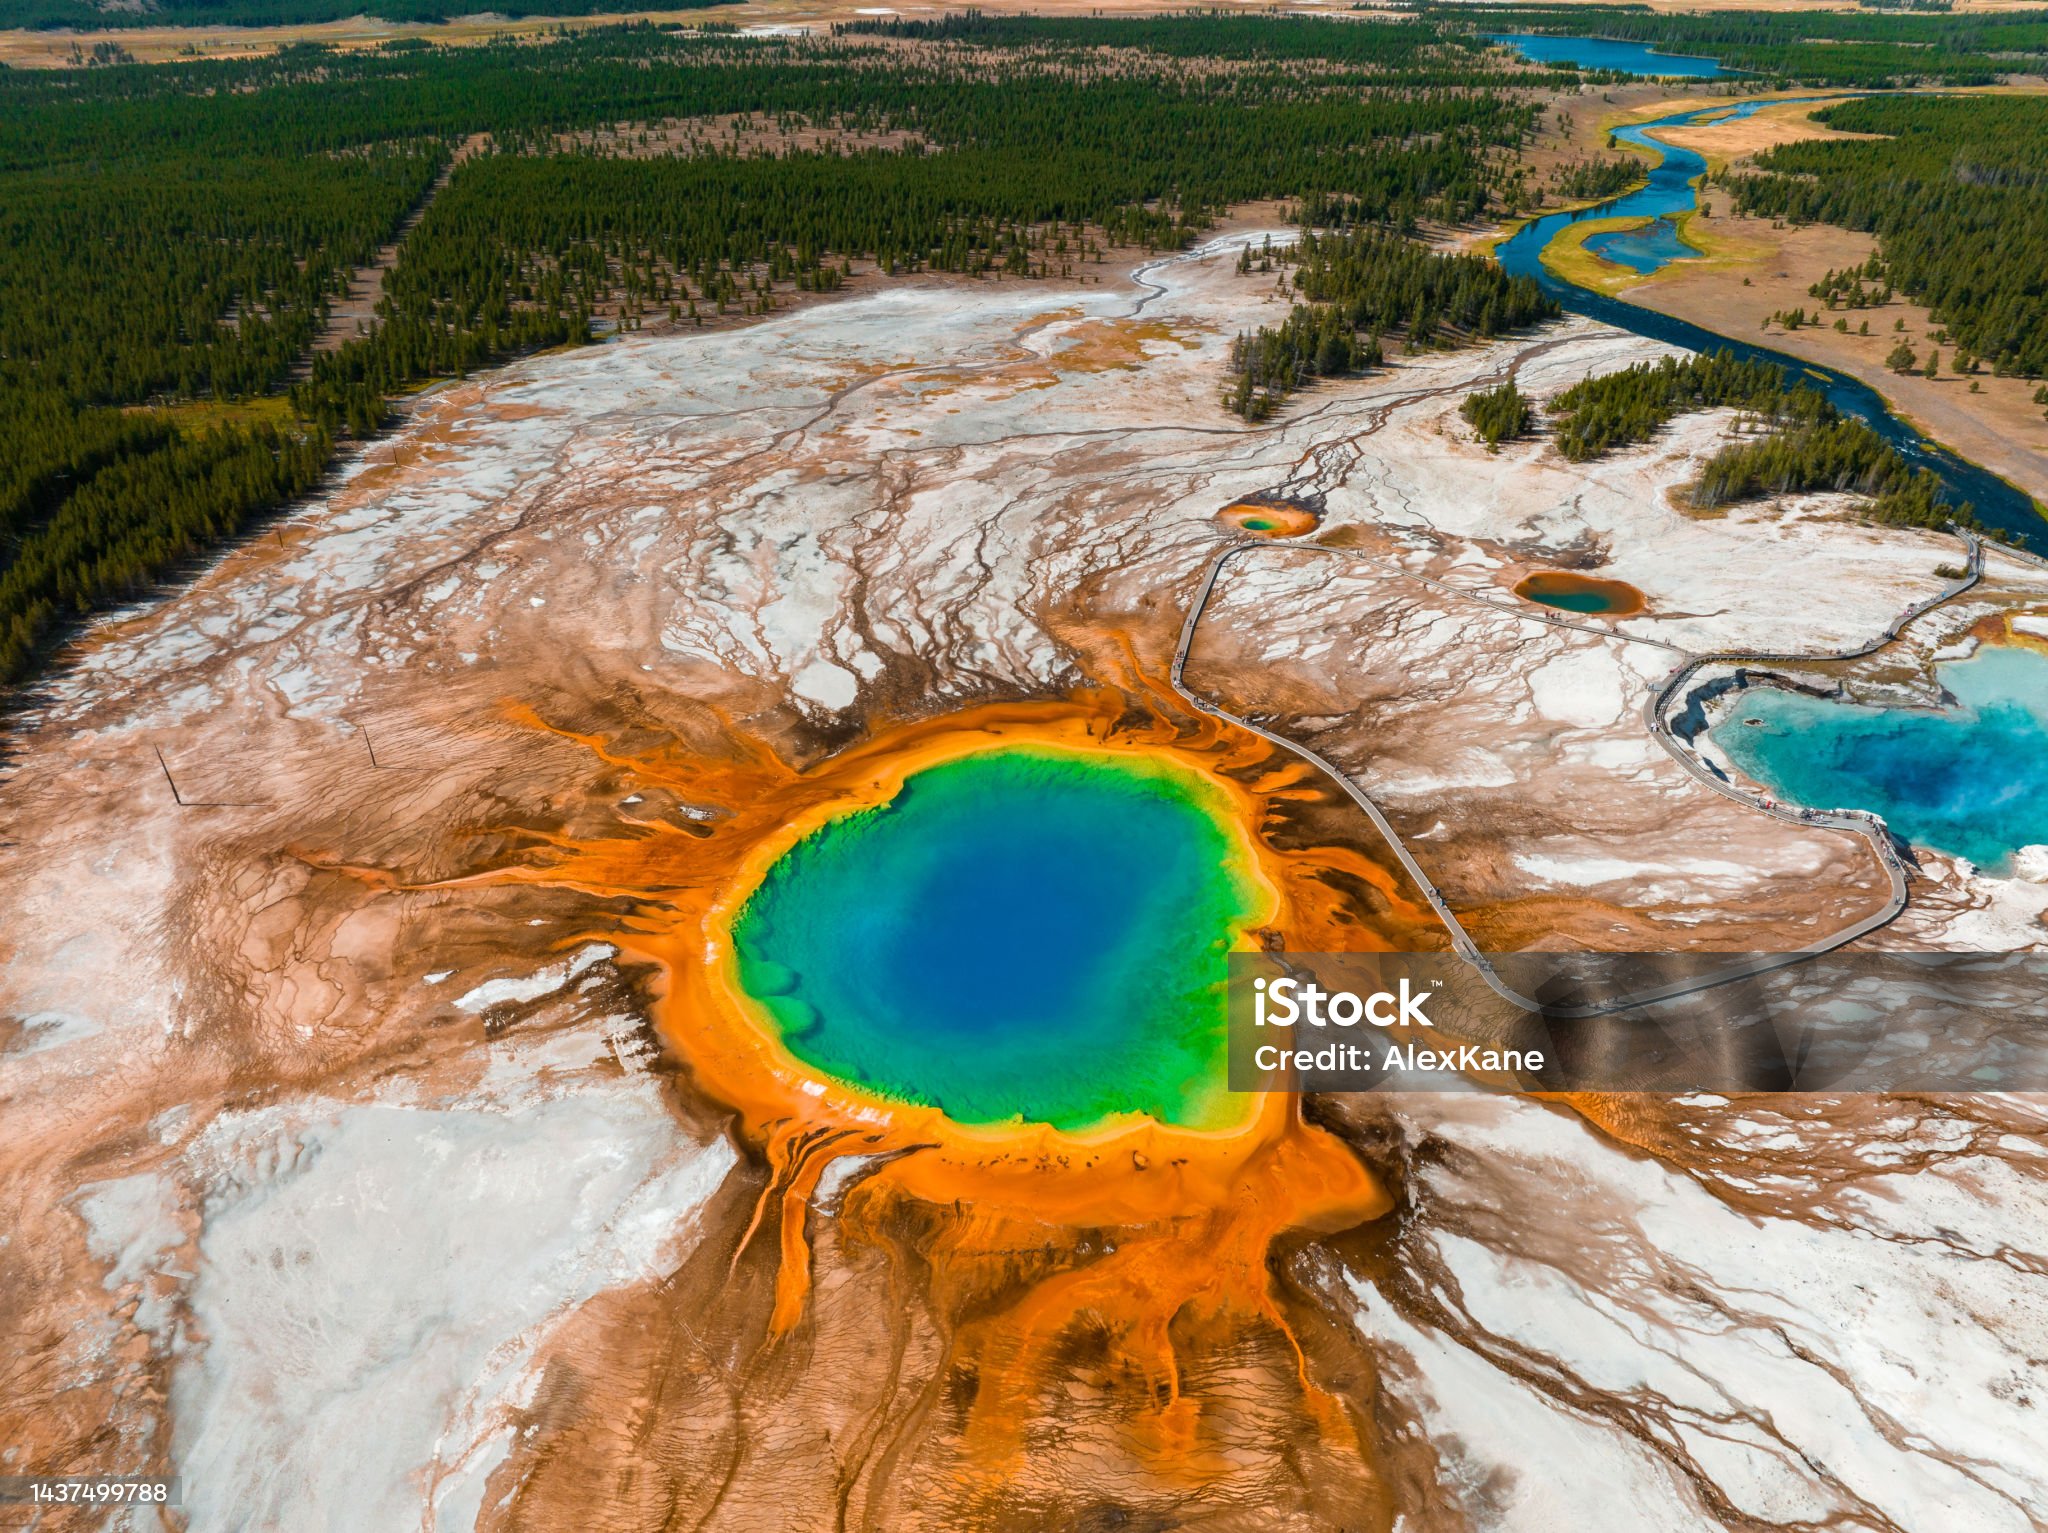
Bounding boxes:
1494 96 2044 548
729 747 1264 1128
1492 32 1729 78
1585 216 1695 274
1711 645 2048 869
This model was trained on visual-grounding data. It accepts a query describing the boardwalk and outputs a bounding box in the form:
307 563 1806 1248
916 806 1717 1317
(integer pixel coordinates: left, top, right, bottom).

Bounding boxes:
1169 517 1990 1018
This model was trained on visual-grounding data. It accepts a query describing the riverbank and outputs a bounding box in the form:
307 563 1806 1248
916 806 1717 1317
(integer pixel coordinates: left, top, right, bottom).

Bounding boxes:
1530 90 1862 294
1491 88 2048 540
1590 91 2048 508
1630 222 2048 509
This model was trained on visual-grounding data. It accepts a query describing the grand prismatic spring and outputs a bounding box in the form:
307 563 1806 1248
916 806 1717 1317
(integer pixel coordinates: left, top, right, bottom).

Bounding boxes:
725 744 1269 1130
478 699 1398 1478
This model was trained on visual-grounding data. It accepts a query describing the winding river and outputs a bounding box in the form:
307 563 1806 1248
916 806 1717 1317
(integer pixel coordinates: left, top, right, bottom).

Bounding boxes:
1493 96 2045 548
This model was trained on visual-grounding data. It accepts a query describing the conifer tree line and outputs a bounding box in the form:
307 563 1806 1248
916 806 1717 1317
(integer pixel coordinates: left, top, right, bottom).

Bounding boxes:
1222 229 1556 419
1719 95 2048 383
1541 351 1968 529
1461 381 1533 449
1548 352 1792 461
1691 415 1954 526
1433 4 2048 86
1547 155 1644 203
837 9 1495 74
0 20 1582 687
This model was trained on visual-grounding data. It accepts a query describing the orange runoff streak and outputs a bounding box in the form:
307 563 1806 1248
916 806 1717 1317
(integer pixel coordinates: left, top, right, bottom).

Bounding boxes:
448 691 1424 1469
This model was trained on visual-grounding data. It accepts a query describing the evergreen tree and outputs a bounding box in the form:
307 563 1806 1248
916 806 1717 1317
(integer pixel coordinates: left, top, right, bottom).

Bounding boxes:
1460 381 1534 449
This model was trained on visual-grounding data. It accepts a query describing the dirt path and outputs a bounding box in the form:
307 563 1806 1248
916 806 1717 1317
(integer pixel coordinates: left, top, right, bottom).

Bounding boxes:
304 132 488 366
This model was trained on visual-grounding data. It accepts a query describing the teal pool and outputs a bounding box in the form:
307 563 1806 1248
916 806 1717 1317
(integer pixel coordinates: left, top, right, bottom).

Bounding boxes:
1515 571 1645 615
727 746 1268 1129
1711 645 2048 870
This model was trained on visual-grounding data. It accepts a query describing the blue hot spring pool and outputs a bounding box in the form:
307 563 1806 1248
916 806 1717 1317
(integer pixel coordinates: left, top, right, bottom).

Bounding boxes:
726 745 1269 1129
1711 645 2048 870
